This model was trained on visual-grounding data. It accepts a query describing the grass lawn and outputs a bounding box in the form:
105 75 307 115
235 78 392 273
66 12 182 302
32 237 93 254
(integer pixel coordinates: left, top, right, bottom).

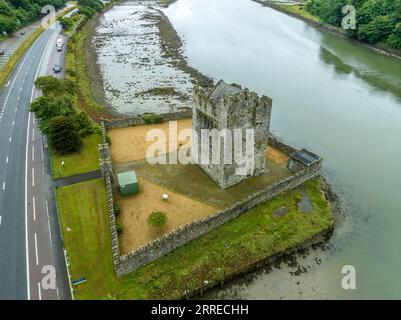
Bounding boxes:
56 179 120 299
57 177 334 299
276 4 322 24
51 133 102 179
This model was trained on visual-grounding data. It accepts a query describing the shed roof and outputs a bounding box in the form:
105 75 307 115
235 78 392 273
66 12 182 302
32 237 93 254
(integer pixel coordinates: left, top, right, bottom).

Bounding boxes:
117 171 137 186
290 149 320 166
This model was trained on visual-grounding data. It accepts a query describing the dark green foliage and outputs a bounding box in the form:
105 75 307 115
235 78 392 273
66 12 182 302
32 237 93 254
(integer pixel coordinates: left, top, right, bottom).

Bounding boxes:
72 111 94 137
58 16 73 30
29 95 76 133
114 202 121 216
116 222 123 234
34 76 75 96
143 114 163 124
147 211 168 228
49 116 82 154
30 76 95 154
306 0 401 49
0 0 67 36
78 0 103 17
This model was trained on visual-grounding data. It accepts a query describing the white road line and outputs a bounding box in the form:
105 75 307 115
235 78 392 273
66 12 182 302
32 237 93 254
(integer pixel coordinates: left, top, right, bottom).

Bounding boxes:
32 167 35 187
2 182 5 190
37 283 42 300
32 146 35 161
6 157 8 163
9 136 11 142
0 216 2 225
32 197 36 221
34 233 39 266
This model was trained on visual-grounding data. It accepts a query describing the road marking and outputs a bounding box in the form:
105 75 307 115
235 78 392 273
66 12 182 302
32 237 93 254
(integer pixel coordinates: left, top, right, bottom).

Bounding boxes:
32 168 35 187
34 233 39 266
0 216 2 225
5 81 10 87
32 146 35 161
2 182 5 190
5 157 8 163
38 283 42 300
9 136 12 142
32 129 34 141
32 197 36 221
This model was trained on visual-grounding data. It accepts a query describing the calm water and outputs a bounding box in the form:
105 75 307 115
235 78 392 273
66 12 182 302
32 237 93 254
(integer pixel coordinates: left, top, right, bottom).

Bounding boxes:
164 0 401 299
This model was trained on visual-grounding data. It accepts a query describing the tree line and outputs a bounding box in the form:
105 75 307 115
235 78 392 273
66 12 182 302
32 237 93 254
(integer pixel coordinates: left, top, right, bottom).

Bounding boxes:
306 0 401 49
0 0 67 35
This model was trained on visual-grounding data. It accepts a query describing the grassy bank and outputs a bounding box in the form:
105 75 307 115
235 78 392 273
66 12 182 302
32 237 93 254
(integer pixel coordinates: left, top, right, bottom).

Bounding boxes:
57 177 334 299
65 9 116 121
276 4 322 24
51 133 102 179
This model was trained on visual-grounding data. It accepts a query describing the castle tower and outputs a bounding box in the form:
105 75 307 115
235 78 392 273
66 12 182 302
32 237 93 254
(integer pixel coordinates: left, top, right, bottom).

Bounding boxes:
192 80 272 189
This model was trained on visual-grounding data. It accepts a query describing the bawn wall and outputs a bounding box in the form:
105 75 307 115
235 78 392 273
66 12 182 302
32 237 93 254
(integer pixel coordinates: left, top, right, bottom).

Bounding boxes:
98 115 322 277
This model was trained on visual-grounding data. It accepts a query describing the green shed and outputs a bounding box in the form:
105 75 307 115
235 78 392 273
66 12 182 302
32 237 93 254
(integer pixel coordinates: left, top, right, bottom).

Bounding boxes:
117 171 138 196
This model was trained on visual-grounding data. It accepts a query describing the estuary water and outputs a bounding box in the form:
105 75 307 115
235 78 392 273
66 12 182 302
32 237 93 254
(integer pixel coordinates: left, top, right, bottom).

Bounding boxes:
163 0 401 299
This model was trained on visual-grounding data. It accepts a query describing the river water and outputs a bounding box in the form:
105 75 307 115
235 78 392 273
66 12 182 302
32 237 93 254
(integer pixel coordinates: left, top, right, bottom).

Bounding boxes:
162 0 401 299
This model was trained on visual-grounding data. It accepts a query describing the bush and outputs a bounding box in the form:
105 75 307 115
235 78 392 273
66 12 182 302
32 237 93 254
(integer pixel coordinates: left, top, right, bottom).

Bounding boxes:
143 114 163 124
73 111 93 136
49 116 82 154
116 222 123 234
114 203 121 216
105 134 112 145
147 211 167 228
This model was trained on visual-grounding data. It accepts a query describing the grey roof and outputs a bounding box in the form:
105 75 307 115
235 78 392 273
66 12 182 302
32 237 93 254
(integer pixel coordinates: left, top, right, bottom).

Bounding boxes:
290 149 320 166
208 80 241 104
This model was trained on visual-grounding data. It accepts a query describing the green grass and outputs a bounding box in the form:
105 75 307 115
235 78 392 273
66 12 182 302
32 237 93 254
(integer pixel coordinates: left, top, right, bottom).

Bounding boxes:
57 179 120 299
51 133 102 179
57 177 334 299
276 4 322 24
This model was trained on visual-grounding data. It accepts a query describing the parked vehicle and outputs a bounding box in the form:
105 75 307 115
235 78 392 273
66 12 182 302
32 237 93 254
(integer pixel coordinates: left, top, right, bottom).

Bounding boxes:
0 49 5 56
53 65 62 73
20 31 25 36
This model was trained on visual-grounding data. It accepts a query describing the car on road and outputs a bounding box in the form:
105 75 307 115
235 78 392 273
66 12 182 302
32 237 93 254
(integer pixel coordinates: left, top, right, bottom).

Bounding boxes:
53 65 62 73
20 31 25 36
0 49 4 56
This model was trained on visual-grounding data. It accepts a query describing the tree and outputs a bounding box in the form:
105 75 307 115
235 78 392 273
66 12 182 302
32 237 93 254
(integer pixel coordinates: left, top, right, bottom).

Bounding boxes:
49 116 81 154
34 76 75 96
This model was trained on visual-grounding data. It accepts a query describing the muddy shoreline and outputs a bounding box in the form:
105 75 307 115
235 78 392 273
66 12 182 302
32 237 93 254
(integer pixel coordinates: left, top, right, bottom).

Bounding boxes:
85 0 213 117
188 176 344 299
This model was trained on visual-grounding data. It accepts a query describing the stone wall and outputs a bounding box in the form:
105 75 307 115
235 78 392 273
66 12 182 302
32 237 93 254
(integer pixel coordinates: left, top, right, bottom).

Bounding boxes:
99 113 322 277
102 109 192 129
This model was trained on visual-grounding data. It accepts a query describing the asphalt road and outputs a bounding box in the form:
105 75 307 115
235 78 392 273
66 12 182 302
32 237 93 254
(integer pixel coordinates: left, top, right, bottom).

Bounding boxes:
0 23 70 300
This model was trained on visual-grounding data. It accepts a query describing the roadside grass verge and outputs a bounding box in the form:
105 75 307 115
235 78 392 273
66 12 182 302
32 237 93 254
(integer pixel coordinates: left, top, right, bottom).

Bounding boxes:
51 133 102 179
57 179 119 299
58 177 333 299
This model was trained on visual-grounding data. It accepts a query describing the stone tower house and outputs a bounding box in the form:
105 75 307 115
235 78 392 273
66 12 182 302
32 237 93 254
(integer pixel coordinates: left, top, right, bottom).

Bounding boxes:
192 80 272 189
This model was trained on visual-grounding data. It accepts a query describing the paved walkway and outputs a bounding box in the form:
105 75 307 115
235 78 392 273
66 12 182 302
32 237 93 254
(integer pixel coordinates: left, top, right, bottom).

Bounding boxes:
54 170 103 187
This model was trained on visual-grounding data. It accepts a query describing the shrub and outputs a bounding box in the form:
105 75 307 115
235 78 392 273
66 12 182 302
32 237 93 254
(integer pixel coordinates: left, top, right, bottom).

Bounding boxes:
147 211 167 228
105 134 112 145
116 222 123 234
114 203 121 216
143 114 163 124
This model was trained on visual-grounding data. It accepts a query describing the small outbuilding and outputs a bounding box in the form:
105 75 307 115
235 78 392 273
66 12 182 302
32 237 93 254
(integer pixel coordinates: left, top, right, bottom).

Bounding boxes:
117 171 138 196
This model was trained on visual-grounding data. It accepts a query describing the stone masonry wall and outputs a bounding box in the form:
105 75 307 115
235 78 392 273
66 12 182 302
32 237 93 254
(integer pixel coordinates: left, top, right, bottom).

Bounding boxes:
99 115 322 277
